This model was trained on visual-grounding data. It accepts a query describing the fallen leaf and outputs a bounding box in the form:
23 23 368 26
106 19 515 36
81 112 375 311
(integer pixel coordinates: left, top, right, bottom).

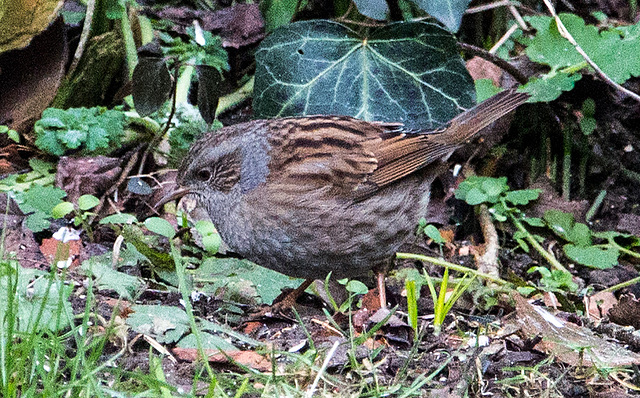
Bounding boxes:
172 348 271 372
510 293 640 367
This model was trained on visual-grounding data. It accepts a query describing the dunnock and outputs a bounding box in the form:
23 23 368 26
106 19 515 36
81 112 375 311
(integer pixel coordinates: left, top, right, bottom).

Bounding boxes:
170 88 529 309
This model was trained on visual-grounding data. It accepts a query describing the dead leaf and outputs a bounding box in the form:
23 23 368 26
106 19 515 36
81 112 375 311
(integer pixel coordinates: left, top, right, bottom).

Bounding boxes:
466 57 504 87
55 156 122 203
172 348 271 372
198 3 265 49
586 291 617 321
40 237 82 269
608 293 640 329
510 293 640 367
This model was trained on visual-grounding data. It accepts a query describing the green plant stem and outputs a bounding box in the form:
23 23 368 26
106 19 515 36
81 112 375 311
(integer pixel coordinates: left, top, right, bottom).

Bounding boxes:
509 214 570 273
170 242 218 388
120 5 138 79
600 275 640 293
585 190 606 223
216 77 254 117
176 65 195 104
621 167 640 184
608 240 640 259
578 144 588 198
562 125 572 201
137 15 154 45
395 253 509 285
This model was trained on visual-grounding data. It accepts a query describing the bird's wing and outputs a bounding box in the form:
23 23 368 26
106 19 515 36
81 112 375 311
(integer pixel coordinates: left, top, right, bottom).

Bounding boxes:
266 88 530 200
265 115 382 197
361 88 530 197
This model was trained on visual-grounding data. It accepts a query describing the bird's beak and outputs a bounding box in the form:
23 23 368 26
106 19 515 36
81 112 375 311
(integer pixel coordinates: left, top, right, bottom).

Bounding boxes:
155 187 191 210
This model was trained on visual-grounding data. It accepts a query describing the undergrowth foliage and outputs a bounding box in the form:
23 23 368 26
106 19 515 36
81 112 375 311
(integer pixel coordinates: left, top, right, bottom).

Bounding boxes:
1 0 640 396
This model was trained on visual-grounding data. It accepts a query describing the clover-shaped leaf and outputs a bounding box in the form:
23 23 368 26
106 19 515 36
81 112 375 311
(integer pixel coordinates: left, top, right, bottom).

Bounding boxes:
254 20 475 130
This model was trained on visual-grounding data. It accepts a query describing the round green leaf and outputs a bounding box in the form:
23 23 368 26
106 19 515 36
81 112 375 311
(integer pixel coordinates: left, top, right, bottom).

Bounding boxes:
51 202 75 219
144 217 175 239
345 280 369 295
78 194 100 211
564 244 619 269
195 220 221 254
254 20 474 130
99 213 138 224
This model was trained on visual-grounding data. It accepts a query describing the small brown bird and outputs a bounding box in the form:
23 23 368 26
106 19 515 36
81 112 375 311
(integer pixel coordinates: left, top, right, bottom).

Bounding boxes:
170 88 529 311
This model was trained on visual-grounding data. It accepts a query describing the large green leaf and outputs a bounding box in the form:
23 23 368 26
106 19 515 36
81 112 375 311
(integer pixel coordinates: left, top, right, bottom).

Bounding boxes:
254 20 475 130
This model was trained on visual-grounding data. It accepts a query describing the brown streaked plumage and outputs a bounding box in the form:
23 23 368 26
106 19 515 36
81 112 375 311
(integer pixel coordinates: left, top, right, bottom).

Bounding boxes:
173 88 529 308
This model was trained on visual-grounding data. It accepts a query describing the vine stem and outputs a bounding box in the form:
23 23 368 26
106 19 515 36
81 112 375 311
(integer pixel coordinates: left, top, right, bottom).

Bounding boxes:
395 252 509 285
509 213 570 273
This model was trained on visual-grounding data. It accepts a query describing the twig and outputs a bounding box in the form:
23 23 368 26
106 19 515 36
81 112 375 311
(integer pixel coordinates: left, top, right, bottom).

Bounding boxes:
541 0 640 103
476 203 501 281
68 0 95 76
88 147 142 224
305 340 340 398
458 42 529 85
489 23 521 55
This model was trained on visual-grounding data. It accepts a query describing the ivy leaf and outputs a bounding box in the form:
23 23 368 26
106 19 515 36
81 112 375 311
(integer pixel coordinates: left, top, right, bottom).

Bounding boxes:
254 20 474 130
412 0 472 32
353 0 389 20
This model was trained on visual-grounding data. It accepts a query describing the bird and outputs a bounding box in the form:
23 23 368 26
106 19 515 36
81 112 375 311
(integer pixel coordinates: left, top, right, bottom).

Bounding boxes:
165 87 530 313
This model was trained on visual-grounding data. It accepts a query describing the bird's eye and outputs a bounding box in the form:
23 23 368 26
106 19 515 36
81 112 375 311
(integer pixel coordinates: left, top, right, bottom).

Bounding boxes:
196 168 212 182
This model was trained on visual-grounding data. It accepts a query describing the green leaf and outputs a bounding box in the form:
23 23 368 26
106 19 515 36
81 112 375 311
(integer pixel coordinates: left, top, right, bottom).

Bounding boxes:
127 305 190 344
51 202 75 218
455 176 508 205
132 57 173 117
505 189 541 205
21 185 66 211
196 258 302 305
254 20 475 130
99 213 138 224
78 195 100 211
522 72 582 102
177 333 238 351
543 209 592 246
195 220 221 254
144 217 175 239
81 254 145 300
475 79 502 102
464 188 489 205
564 244 619 269
259 0 298 32
424 225 446 244
523 217 545 227
522 14 640 85
345 280 368 295
412 0 472 32
195 65 222 124
353 0 389 20
34 107 125 156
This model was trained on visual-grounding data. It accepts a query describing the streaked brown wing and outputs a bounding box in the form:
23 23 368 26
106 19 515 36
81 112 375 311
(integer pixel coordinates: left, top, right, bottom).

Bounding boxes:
362 88 530 194
265 115 382 196
265 88 530 200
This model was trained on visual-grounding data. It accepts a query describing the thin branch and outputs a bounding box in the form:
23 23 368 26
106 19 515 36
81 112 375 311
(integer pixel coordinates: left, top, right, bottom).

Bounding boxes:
458 42 529 85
